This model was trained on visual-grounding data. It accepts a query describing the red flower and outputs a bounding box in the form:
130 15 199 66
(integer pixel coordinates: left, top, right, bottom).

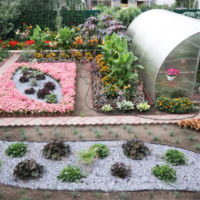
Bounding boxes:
44 40 51 44
0 40 3 44
9 40 18 47
25 40 35 45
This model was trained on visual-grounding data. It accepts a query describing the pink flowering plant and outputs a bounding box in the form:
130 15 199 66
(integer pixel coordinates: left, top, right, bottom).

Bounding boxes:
166 68 180 77
0 62 76 114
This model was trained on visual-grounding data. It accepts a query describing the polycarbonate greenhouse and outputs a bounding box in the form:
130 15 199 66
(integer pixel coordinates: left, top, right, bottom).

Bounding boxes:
127 9 200 101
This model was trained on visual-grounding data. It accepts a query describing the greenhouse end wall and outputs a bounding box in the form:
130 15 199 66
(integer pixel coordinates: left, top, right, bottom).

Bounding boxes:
127 9 200 101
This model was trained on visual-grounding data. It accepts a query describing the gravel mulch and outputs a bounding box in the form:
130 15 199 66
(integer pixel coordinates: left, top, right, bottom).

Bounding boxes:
0 140 200 192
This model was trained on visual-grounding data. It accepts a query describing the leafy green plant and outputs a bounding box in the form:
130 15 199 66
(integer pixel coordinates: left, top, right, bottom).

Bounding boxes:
45 94 58 104
163 149 187 166
55 27 75 49
58 166 85 182
101 33 141 89
101 104 113 112
155 96 193 114
14 159 44 180
116 100 134 111
31 25 48 52
136 102 150 112
79 143 109 164
90 144 109 159
42 141 71 160
152 165 176 183
0 48 9 62
5 142 27 158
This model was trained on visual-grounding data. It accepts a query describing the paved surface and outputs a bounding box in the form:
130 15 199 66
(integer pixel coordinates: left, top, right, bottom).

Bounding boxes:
0 54 199 127
0 114 200 127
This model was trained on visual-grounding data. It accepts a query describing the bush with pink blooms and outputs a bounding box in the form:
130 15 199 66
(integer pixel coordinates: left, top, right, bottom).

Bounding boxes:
0 62 76 114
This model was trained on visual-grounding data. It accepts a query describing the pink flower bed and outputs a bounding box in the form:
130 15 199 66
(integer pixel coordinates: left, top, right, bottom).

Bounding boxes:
0 62 76 114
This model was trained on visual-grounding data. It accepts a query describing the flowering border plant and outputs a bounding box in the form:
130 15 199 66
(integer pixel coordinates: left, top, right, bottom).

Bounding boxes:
0 62 76 114
166 68 180 77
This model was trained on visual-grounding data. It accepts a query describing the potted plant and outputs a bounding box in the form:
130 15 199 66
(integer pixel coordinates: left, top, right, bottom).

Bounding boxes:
166 68 180 81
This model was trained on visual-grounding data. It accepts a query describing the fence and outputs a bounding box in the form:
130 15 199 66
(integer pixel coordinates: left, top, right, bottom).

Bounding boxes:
15 10 101 30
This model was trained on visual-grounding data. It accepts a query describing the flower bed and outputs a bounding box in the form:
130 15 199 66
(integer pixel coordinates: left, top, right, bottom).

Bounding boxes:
0 62 76 115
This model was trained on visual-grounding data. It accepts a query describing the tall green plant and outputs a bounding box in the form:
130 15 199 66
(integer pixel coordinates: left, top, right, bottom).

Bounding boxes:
0 0 21 39
30 25 48 52
66 0 87 10
55 27 75 49
101 33 142 88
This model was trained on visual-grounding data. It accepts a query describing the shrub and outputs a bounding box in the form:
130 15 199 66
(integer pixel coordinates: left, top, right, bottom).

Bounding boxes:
155 96 193 114
136 102 150 112
152 165 176 183
45 94 57 103
0 1 21 39
44 81 56 90
79 143 109 164
111 162 131 178
101 104 113 112
5 142 27 158
90 144 109 159
43 141 71 160
19 76 29 83
116 100 134 111
178 118 200 131
14 159 44 180
57 166 85 182
37 88 50 99
0 48 9 62
122 139 150 160
24 88 36 95
163 149 187 166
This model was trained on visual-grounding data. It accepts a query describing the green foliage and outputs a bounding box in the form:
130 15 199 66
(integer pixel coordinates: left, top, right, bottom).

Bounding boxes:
45 94 58 104
116 100 134 111
155 96 193 114
79 149 97 164
30 25 48 52
79 143 109 164
0 48 9 62
183 11 200 19
163 149 187 166
0 0 21 39
101 104 113 112
5 142 27 158
14 159 44 180
136 102 150 112
90 144 109 159
58 166 85 182
101 33 141 90
55 27 75 49
152 165 176 183
115 7 141 27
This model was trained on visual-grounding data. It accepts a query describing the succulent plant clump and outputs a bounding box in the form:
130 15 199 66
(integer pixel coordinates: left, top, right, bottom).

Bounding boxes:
37 88 50 99
24 88 36 95
111 162 131 178
122 139 150 160
43 141 71 160
13 159 44 180
44 81 56 90
19 76 29 83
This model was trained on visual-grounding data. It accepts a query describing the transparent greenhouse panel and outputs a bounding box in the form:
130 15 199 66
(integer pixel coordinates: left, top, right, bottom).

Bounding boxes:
127 9 200 101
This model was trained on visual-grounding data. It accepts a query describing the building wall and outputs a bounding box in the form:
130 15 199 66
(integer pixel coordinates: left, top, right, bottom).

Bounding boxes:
155 0 175 6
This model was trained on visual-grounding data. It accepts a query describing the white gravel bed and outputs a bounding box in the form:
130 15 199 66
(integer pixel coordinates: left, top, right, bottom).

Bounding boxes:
0 140 200 192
